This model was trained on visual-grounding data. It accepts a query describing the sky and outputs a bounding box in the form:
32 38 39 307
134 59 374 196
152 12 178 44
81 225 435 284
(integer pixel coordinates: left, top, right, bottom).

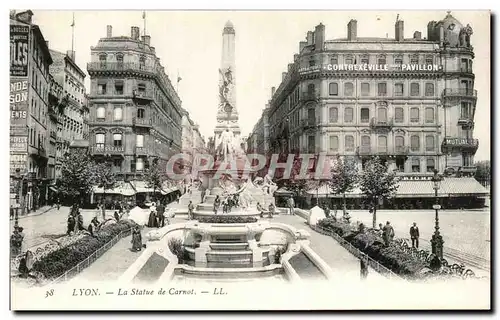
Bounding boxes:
31 10 491 160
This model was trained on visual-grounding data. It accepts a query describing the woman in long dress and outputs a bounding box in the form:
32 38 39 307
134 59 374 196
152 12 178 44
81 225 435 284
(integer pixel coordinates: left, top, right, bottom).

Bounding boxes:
147 202 157 227
131 227 142 251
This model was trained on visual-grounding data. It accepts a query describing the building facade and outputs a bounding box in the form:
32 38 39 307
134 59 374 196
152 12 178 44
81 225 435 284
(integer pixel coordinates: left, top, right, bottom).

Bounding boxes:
49 49 89 180
247 102 270 155
265 13 478 177
10 10 53 212
86 25 182 182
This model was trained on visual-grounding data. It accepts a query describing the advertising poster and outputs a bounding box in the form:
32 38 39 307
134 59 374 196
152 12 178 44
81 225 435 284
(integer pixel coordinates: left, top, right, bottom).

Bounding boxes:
10 24 29 77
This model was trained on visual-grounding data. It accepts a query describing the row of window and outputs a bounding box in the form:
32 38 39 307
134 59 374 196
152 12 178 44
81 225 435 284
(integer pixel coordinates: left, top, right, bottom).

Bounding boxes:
322 54 435 67
29 127 46 149
325 106 436 124
325 135 437 152
95 133 144 148
323 82 436 97
99 53 146 65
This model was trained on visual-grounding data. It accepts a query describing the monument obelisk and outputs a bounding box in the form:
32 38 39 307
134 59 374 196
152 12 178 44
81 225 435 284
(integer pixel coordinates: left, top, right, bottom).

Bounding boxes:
214 21 241 149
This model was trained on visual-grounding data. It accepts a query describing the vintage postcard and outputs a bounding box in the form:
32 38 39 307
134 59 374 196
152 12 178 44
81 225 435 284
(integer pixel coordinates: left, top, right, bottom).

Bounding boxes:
9 9 491 310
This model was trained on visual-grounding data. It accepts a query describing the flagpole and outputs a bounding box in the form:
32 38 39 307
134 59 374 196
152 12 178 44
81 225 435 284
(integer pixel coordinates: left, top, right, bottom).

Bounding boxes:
71 12 75 54
143 11 146 36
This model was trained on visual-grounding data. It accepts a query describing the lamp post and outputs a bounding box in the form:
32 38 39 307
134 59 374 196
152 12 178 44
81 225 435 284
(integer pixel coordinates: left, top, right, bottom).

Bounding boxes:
430 168 444 259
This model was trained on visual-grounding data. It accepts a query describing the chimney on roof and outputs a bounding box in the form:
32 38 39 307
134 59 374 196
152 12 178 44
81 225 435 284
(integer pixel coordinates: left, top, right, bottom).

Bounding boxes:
106 25 112 38
142 35 151 46
299 41 307 52
271 87 276 97
314 23 325 51
395 20 404 41
413 31 422 40
282 72 287 81
66 50 75 61
131 26 140 40
347 19 357 41
293 54 299 61
307 31 314 45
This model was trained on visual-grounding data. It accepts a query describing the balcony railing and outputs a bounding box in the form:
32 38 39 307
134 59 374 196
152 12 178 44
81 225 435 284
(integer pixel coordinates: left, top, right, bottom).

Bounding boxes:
356 146 372 156
442 138 479 152
87 62 154 74
442 88 477 98
132 89 154 101
49 131 57 139
300 118 319 129
300 92 320 102
132 117 152 128
90 145 125 155
370 117 394 129
135 147 148 156
394 145 410 156
458 115 474 126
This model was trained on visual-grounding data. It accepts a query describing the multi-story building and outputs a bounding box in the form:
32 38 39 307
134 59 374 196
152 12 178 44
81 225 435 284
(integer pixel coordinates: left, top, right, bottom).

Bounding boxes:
49 49 88 179
47 73 63 184
86 25 182 200
10 10 53 212
192 125 206 155
247 99 270 155
257 12 487 208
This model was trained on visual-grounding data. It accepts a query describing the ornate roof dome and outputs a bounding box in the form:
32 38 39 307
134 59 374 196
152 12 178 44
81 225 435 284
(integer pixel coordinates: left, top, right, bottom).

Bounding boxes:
225 20 234 28
441 11 463 33
223 20 235 34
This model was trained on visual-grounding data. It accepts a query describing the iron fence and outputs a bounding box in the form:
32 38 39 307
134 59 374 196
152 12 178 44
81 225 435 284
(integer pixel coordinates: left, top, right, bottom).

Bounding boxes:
51 228 133 284
311 224 401 280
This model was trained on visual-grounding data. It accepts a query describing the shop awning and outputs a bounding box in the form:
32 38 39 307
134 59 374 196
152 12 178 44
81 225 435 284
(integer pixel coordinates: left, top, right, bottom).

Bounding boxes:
306 177 490 198
93 181 136 196
440 177 490 197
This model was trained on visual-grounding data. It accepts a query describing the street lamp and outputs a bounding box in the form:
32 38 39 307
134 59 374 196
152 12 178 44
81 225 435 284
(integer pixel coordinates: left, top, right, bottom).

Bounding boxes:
430 168 444 260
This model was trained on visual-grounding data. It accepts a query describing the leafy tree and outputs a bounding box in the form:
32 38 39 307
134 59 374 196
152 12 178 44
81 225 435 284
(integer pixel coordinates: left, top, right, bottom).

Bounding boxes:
358 157 400 228
475 160 491 187
57 149 93 204
144 161 166 202
330 155 359 215
90 162 117 218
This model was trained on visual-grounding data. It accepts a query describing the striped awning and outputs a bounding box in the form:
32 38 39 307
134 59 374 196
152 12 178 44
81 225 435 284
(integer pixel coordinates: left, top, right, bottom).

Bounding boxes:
130 180 157 194
93 181 136 196
306 177 489 198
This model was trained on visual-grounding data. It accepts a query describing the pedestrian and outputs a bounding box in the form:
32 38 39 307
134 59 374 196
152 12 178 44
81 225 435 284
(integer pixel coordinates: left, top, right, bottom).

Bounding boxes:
157 202 165 227
410 222 420 248
213 195 220 215
268 203 275 219
324 205 330 218
131 226 142 252
382 221 394 246
187 201 195 220
333 204 338 218
147 202 158 228
10 229 23 256
360 253 369 280
67 213 75 235
257 202 264 218
344 212 351 223
77 210 85 231
114 210 120 222
288 196 295 215
378 223 384 235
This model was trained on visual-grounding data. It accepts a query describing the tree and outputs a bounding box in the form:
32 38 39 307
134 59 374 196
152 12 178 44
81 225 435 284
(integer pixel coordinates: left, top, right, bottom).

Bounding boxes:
330 155 359 215
144 161 166 202
475 160 491 187
90 162 117 219
358 157 400 228
57 150 93 204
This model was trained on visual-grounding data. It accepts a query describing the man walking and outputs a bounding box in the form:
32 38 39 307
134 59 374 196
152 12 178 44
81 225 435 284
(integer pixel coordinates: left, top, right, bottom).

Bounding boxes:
287 196 295 215
157 202 166 227
410 222 420 248
188 201 195 220
382 221 394 246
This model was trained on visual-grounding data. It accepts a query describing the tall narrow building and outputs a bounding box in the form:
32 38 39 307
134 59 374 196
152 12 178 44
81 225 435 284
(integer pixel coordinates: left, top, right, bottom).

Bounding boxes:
86 25 182 204
214 21 241 147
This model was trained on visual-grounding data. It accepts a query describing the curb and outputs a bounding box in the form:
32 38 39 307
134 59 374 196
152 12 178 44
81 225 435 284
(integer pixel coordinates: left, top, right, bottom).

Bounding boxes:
13 206 55 220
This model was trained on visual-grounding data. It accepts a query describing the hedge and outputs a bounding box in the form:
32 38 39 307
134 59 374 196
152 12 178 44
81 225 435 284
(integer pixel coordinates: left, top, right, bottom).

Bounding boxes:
31 219 137 279
317 218 427 279
197 216 258 224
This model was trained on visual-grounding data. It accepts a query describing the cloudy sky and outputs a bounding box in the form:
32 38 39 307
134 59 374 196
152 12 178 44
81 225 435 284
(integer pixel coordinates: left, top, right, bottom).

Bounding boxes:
31 10 490 160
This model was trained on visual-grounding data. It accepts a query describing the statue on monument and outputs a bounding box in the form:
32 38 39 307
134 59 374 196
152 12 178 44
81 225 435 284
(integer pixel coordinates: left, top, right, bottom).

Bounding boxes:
217 126 235 162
